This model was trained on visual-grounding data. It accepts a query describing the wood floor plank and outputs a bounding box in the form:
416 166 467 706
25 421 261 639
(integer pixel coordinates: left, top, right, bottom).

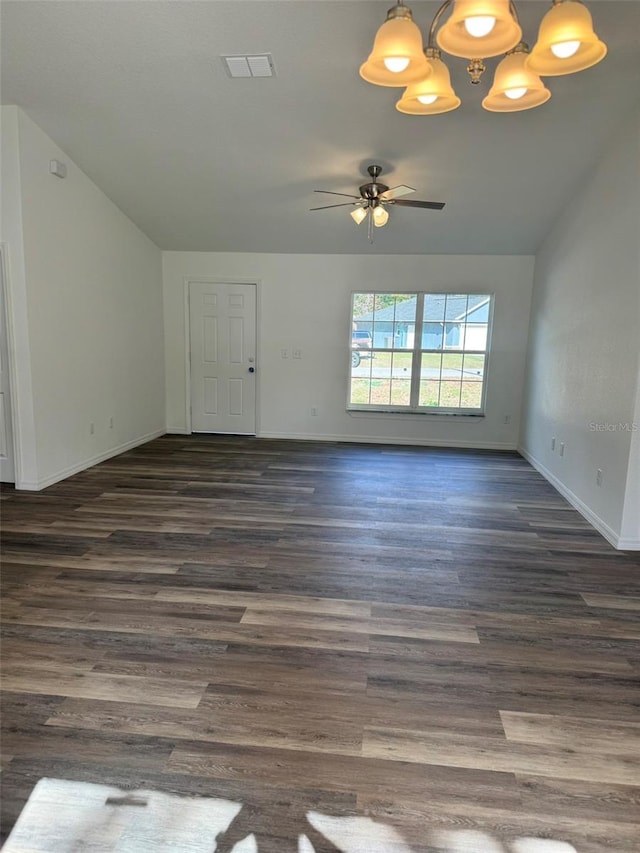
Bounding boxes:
362 725 640 785
500 710 640 755
581 592 640 611
1 668 207 709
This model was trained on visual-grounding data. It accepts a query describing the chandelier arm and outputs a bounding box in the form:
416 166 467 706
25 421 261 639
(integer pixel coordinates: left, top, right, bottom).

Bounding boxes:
426 0 453 48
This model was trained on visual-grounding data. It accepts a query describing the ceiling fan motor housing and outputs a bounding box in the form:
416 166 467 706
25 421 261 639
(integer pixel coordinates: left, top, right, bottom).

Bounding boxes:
360 164 388 201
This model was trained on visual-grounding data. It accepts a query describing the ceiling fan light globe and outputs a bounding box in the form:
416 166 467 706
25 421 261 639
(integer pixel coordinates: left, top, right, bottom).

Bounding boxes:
437 0 521 59
483 47 550 112
464 15 496 38
350 207 368 225
550 39 581 59
527 0 606 76
372 206 389 227
360 9 430 87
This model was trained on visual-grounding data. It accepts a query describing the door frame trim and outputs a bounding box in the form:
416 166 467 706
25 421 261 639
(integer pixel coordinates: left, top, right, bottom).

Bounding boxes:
183 277 260 436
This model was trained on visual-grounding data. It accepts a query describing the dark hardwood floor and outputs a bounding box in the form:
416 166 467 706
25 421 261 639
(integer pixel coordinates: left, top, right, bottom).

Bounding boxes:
1 435 639 851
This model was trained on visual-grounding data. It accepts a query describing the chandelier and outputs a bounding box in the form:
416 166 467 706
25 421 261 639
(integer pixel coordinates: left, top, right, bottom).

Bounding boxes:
359 0 607 113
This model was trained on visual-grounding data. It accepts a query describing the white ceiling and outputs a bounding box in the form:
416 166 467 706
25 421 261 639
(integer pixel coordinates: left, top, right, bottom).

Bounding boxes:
2 1 639 254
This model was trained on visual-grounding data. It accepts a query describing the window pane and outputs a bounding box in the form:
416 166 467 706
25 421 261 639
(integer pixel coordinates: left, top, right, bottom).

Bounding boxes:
370 379 391 406
424 294 446 322
442 353 463 378
392 351 412 372
419 379 440 407
372 321 393 348
374 351 392 370
422 322 444 350
391 351 412 405
393 322 415 349
443 322 462 349
421 351 442 374
390 380 411 405
463 323 488 351
439 381 462 408
350 378 371 405
353 293 374 317
461 381 483 408
462 353 485 380
445 294 469 320
467 296 491 323
350 351 374 405
373 294 388 315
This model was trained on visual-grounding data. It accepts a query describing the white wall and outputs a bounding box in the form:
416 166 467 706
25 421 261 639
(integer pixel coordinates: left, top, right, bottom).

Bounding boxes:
163 252 534 449
520 109 640 549
1 106 38 485
1 107 165 489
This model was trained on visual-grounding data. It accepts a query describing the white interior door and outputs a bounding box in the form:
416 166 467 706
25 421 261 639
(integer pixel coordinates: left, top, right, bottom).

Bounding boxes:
0 248 15 482
189 281 257 434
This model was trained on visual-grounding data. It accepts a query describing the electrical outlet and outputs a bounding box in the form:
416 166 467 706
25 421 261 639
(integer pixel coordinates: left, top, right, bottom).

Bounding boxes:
503 414 511 425
89 422 95 435
109 417 114 429
293 349 302 359
559 442 565 457
311 406 318 417
551 437 556 451
281 349 288 359
596 468 603 486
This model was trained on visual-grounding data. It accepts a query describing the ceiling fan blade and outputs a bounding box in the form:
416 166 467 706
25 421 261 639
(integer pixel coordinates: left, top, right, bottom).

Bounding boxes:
314 190 362 199
390 199 446 210
310 202 363 211
379 185 415 201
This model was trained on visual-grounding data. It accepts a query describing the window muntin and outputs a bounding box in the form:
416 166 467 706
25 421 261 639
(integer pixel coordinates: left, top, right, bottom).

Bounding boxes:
349 292 492 414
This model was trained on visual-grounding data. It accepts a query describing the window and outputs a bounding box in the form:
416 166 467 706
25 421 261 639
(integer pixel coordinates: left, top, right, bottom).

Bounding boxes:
349 292 493 414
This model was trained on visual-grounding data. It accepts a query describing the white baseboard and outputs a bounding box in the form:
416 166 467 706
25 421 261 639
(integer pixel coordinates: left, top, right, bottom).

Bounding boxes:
616 537 640 551
165 427 190 435
517 444 634 550
16 429 166 491
258 430 517 451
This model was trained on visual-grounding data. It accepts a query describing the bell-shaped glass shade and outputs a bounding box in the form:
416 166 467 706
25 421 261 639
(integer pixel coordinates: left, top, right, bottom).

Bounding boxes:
360 10 430 87
527 0 607 76
350 206 368 225
373 205 389 227
436 0 522 59
396 54 461 115
483 48 551 111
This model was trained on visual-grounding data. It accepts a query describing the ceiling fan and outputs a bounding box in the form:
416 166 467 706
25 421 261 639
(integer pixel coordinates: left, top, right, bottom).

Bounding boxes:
311 164 445 240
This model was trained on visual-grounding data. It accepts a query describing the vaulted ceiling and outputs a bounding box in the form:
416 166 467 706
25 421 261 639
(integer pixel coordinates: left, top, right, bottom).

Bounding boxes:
2 1 639 254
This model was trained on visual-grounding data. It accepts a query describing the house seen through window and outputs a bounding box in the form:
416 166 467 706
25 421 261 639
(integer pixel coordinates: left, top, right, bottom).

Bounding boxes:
349 292 493 413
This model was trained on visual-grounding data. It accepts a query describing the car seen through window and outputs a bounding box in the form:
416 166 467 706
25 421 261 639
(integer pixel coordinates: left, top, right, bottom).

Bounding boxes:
351 330 373 367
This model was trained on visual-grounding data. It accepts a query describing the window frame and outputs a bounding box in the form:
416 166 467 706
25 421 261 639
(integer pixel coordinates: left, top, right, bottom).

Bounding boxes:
347 291 494 416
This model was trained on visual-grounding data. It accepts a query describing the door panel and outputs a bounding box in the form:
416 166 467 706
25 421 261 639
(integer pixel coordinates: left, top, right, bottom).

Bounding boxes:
189 282 257 434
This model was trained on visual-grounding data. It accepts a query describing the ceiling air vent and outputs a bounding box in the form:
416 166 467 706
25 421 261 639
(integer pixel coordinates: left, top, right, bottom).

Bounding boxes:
222 54 275 78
